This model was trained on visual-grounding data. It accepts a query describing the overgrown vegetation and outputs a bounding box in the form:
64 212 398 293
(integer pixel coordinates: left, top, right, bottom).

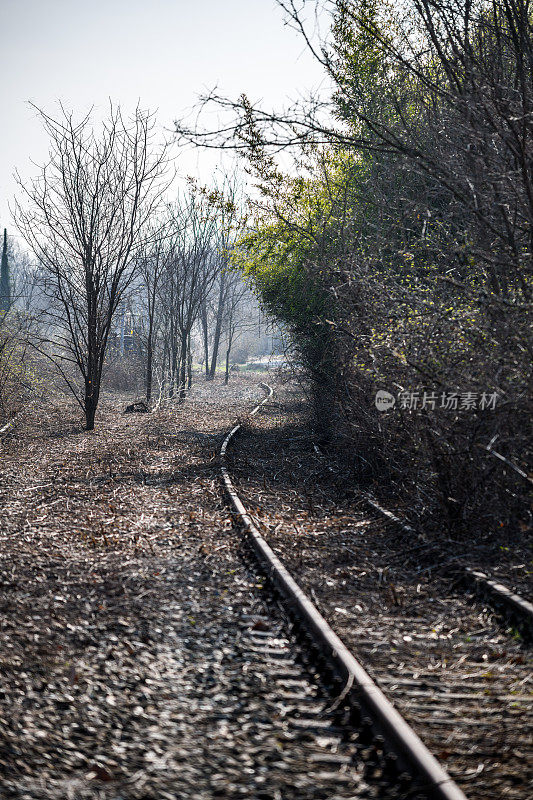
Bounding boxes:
179 0 533 536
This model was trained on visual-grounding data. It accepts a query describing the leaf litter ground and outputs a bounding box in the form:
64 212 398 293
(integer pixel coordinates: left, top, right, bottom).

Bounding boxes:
0 376 356 800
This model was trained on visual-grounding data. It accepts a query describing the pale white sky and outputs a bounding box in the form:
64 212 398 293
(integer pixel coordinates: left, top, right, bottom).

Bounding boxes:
0 0 330 232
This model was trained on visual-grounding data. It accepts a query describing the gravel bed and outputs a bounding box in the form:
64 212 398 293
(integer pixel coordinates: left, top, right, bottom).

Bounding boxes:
226 383 532 800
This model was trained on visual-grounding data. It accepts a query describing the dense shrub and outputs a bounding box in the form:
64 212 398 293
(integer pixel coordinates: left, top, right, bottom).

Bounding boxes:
237 0 532 536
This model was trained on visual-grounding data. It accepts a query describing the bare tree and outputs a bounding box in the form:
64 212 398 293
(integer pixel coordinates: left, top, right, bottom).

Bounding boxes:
204 178 247 380
15 104 170 429
136 212 177 402
221 274 252 383
158 193 218 400
208 263 228 380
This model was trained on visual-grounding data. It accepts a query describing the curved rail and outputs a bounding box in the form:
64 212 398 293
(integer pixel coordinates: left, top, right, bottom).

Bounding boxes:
220 383 467 800
361 493 533 638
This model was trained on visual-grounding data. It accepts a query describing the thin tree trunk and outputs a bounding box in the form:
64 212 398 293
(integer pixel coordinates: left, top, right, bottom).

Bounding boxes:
146 341 153 402
178 331 188 403
225 348 230 385
200 298 209 379
85 310 99 430
145 316 154 403
187 331 193 390
170 336 179 398
161 338 169 398
225 330 234 385
208 272 226 380
84 380 97 430
84 365 100 430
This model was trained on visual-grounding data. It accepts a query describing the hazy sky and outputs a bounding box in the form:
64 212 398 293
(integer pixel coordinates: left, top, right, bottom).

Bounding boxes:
1 0 329 229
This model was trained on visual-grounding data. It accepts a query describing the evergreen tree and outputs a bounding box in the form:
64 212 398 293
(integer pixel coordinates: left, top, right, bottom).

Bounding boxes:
0 229 11 312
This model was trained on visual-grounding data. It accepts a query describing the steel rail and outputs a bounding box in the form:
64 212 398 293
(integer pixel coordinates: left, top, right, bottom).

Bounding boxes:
464 568 533 637
220 383 468 800
362 493 533 638
0 415 16 437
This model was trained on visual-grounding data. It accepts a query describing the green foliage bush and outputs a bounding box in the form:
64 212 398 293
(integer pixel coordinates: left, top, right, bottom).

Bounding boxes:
236 0 532 536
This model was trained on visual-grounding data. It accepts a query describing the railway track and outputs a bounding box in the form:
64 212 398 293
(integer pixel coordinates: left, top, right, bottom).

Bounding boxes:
222 383 532 800
222 385 467 800
464 568 533 638
361 495 533 641
1 381 529 799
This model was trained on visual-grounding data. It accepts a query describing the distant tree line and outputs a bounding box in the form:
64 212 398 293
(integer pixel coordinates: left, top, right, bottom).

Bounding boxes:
13 106 259 429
